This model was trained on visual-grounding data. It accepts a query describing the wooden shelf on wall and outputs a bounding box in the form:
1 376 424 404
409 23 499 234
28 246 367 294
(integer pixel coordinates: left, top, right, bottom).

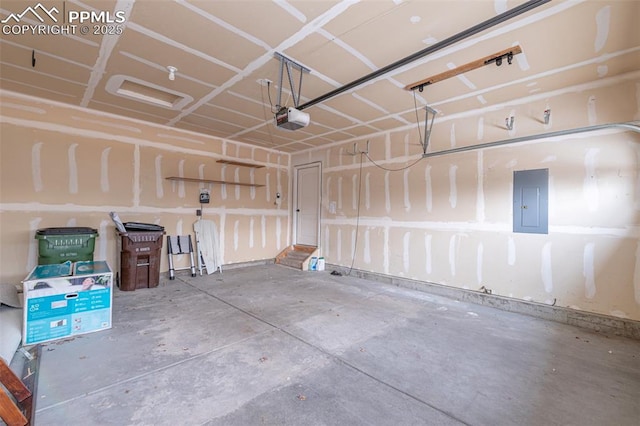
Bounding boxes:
216 159 265 168
165 176 265 187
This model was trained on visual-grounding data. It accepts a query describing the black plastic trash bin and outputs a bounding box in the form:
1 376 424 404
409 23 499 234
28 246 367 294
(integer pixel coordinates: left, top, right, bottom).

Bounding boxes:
35 227 98 265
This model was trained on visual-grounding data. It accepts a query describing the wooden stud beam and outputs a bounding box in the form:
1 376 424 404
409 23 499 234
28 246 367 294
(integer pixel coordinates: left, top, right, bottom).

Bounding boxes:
405 45 522 91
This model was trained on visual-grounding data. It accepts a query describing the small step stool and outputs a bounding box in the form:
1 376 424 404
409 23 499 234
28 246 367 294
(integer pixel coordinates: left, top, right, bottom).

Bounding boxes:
167 235 196 280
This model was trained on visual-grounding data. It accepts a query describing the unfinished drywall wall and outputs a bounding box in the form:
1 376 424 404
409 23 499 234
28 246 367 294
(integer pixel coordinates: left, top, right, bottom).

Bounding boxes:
0 90 290 284
293 74 640 322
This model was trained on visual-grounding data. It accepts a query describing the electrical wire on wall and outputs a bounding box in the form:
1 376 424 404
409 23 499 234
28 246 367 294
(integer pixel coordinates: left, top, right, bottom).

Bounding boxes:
360 90 430 172
347 151 365 276
346 92 435 273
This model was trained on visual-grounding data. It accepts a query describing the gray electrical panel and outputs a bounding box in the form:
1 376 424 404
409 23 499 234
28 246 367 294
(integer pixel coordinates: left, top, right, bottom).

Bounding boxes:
513 168 548 234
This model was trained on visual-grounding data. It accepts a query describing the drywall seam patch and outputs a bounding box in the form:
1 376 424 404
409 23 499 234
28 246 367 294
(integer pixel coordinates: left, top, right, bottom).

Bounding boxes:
220 165 227 200
404 134 409 158
156 133 202 146
477 117 484 140
68 143 78 194
235 168 241 200
338 176 343 210
450 64 477 90
100 147 111 193
73 116 142 134
31 142 43 192
403 232 411 273
155 155 164 199
594 6 611 53
450 123 456 148
597 65 608 78
275 0 307 23
583 242 596 299
448 235 456 277
385 171 391 213
250 169 256 200
449 164 458 208
385 133 391 160
2 102 46 115
266 172 271 202
425 233 432 274
403 169 411 212
337 228 342 262
261 215 266 249
383 226 389 274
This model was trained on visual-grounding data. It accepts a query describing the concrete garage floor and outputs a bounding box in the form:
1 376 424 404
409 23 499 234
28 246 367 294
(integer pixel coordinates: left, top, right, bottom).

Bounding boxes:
29 264 639 425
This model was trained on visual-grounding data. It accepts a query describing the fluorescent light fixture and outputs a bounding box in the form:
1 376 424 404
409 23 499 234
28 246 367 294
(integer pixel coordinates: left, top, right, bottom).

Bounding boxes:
106 75 193 110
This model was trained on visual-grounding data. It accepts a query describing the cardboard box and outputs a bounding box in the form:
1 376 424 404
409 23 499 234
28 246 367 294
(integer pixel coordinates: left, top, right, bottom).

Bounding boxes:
23 261 112 345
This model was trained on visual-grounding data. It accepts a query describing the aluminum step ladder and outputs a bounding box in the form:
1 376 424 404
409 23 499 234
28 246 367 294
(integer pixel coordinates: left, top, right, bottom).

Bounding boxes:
167 235 196 280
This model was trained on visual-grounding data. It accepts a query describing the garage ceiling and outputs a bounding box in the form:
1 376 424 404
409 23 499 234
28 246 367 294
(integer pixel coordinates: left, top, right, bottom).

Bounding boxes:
1 0 638 153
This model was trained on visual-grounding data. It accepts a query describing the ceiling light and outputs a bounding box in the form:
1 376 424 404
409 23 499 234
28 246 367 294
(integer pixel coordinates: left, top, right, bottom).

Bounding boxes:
106 75 193 110
167 66 177 81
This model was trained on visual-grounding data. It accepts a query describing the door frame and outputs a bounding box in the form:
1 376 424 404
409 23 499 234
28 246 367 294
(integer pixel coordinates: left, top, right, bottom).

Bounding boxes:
292 161 322 247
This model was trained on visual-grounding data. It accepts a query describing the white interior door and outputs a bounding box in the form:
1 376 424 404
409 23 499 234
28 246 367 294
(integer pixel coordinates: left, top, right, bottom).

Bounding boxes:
295 163 320 246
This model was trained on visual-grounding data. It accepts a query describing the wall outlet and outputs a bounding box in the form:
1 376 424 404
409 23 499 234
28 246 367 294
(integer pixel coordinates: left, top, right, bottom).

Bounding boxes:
196 209 202 216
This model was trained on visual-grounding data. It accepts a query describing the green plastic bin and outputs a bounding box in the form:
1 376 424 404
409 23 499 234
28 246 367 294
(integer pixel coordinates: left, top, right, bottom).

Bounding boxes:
35 227 98 265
